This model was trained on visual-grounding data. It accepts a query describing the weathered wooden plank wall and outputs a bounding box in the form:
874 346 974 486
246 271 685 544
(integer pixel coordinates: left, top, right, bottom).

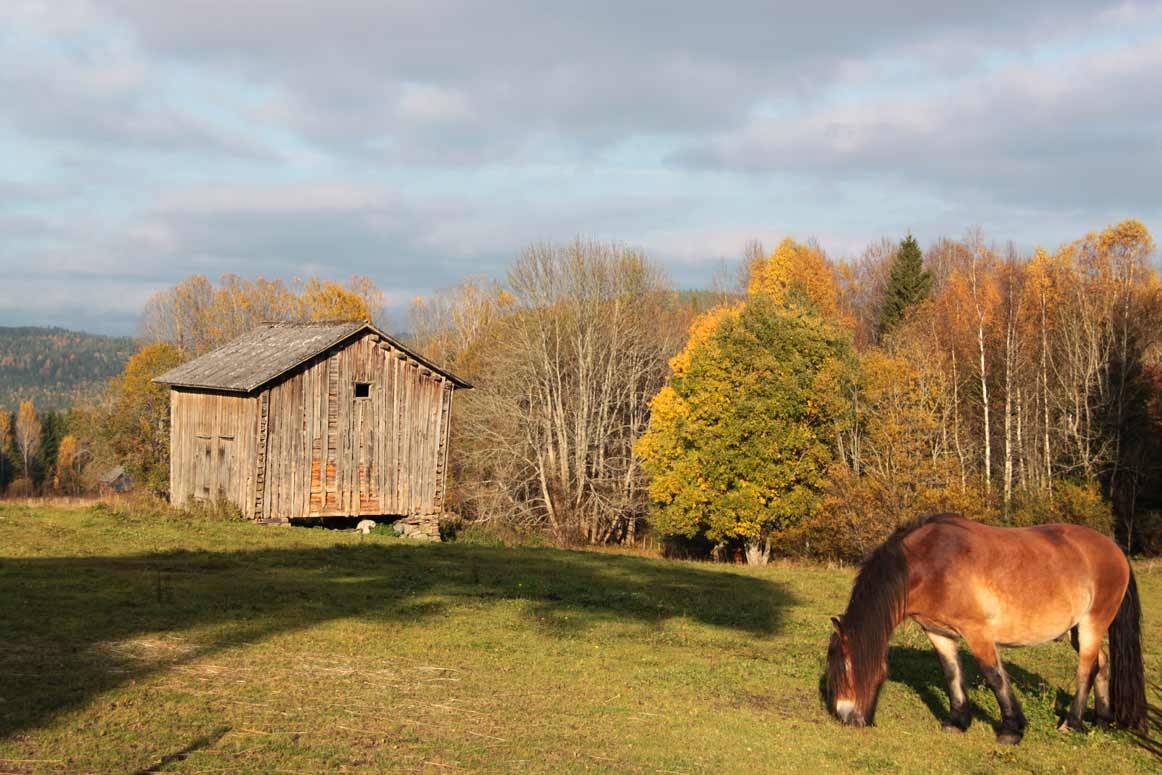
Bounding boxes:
169 389 258 516
249 331 452 520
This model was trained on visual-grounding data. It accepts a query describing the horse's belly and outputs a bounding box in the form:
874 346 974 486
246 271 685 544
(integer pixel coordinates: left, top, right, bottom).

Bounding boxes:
994 624 1072 648
989 598 1083 647
911 575 1087 648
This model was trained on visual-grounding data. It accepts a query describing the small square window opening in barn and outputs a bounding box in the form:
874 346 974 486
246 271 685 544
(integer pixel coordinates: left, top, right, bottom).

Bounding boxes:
354 382 371 399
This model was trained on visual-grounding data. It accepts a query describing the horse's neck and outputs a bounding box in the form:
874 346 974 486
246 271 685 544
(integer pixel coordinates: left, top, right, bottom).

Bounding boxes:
844 567 908 663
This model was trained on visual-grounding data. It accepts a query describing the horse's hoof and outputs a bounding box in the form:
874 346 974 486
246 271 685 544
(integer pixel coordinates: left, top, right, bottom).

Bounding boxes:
1094 717 1112 731
996 731 1023 745
941 722 965 734
1057 718 1087 734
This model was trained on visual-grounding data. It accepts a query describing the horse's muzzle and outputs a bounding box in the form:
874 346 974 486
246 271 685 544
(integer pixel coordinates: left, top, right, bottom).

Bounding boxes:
835 700 866 727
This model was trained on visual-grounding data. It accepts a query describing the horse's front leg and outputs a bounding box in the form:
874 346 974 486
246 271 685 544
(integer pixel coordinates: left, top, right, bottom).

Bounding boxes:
967 637 1026 745
926 630 971 732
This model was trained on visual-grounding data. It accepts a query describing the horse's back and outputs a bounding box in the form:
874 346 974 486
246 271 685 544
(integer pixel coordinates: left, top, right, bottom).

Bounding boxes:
904 516 1124 574
902 516 1129 646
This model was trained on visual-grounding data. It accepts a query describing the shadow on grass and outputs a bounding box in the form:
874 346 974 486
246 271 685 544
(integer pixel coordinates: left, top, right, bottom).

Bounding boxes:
816 644 1069 733
130 726 230 774
0 541 794 740
885 645 1069 731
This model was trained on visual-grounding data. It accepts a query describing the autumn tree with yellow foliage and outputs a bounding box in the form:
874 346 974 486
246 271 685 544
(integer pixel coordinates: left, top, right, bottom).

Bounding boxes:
300 276 385 324
141 274 385 355
54 434 84 495
0 410 10 489
804 331 976 560
408 277 515 373
747 237 841 319
638 239 854 564
105 343 185 495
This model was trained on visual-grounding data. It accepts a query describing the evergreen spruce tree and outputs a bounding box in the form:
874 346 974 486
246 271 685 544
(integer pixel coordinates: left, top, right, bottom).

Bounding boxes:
877 233 931 337
35 410 66 489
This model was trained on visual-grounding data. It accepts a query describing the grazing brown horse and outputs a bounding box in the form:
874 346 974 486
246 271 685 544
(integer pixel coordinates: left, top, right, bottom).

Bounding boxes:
826 514 1151 745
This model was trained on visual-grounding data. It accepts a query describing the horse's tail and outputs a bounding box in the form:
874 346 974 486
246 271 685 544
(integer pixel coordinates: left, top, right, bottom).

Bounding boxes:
1109 570 1151 734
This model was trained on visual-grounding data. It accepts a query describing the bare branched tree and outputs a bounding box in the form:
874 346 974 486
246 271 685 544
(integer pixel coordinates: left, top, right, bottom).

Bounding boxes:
413 240 686 544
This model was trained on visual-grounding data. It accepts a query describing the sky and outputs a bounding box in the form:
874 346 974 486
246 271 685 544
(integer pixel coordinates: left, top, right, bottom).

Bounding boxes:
2 1 1160 335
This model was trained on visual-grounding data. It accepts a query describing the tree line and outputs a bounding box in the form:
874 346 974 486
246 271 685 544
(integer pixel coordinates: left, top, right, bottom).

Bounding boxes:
8 221 1159 561
0 326 135 409
412 222 1162 559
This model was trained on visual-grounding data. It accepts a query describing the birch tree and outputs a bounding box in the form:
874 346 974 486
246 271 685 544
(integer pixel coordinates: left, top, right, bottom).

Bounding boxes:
14 401 41 480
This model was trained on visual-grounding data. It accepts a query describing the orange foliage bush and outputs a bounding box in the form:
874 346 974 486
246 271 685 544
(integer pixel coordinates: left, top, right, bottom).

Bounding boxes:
1008 480 1114 535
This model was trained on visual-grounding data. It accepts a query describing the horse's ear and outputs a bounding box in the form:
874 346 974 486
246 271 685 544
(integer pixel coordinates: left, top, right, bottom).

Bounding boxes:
830 616 843 634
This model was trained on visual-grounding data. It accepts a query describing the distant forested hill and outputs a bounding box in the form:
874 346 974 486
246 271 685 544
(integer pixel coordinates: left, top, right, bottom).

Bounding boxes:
0 327 137 409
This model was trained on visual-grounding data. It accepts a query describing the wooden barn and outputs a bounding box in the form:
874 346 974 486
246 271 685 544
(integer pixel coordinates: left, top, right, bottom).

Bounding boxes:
153 321 470 527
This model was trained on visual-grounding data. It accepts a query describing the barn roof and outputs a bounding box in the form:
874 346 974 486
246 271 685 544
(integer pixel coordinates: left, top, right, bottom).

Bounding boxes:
153 321 471 392
99 465 127 484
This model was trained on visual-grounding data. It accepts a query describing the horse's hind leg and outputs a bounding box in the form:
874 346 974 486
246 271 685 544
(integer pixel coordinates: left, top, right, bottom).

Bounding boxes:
967 638 1026 745
926 631 970 732
1060 619 1105 732
1092 648 1111 726
1066 623 1112 727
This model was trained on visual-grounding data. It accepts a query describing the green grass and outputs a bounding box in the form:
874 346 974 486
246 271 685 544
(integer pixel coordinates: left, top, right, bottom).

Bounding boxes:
0 503 1158 774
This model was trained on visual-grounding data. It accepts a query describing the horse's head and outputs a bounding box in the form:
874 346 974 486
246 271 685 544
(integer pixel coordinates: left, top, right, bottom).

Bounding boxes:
826 615 886 727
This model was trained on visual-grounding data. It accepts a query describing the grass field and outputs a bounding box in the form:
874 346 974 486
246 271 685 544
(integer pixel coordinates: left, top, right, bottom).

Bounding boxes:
0 503 1158 774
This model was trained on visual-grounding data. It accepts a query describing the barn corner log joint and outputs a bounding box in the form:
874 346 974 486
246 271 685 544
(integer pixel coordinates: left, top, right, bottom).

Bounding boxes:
153 321 470 532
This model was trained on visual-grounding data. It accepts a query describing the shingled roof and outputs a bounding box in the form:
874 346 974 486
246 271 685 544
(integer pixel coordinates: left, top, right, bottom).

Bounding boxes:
153 321 470 392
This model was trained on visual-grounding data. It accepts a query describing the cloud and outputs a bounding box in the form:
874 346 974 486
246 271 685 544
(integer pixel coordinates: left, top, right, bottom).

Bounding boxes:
397 84 475 125
0 273 156 333
119 182 710 280
1 1 1160 335
91 0 1131 161
0 173 720 333
0 2 274 160
674 33 1162 210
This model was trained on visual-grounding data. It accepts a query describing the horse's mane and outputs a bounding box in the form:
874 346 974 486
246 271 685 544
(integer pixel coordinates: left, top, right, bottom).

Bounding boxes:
833 514 960 709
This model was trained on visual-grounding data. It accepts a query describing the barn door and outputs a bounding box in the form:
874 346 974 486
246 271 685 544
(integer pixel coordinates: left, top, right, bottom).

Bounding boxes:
215 430 235 503
195 435 212 502
194 400 236 505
